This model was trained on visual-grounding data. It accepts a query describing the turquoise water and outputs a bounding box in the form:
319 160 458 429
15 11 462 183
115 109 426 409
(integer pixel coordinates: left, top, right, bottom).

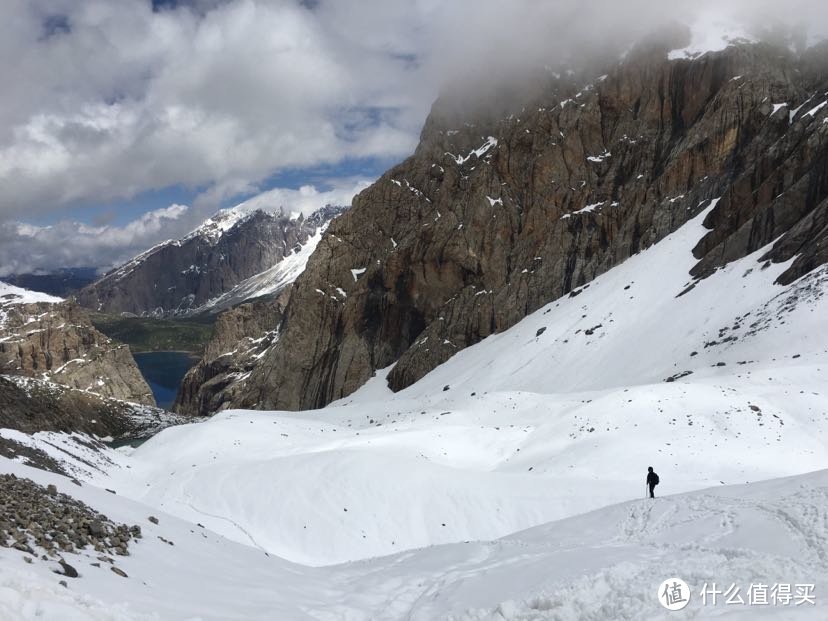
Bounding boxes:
133 351 198 410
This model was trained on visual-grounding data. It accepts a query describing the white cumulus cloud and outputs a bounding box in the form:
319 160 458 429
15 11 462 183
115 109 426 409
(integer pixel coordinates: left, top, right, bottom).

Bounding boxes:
0 0 826 273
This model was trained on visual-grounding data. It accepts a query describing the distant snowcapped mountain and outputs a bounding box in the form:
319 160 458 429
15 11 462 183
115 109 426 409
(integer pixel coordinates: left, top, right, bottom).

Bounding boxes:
76 204 347 317
183 206 260 244
194 227 325 316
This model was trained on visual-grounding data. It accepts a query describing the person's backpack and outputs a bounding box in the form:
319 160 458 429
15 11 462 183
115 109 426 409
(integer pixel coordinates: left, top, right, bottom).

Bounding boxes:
653 473 660 485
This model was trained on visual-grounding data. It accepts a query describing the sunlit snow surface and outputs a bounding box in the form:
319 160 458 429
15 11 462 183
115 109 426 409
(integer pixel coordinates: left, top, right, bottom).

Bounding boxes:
2 204 828 618
2 460 828 618
99 202 828 562
194 227 326 314
0 281 62 306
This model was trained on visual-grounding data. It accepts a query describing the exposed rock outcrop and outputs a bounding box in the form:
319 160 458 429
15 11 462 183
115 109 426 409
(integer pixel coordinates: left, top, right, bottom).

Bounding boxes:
0 299 154 406
76 205 346 318
0 373 188 476
0 375 183 441
231 42 828 411
174 296 286 416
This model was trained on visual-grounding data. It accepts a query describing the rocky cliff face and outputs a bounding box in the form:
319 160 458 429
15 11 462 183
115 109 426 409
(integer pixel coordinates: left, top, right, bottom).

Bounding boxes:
0 299 154 406
230 41 828 412
76 205 346 317
173 295 286 416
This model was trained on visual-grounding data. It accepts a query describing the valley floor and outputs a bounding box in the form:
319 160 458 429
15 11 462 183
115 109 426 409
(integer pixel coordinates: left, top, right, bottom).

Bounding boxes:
1 458 827 619
2 206 827 618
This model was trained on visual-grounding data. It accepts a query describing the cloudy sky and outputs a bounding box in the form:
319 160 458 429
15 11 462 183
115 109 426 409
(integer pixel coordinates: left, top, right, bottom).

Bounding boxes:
0 0 825 275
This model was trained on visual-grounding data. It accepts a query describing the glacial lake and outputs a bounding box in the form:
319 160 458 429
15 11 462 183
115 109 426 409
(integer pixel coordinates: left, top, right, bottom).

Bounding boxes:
134 351 199 410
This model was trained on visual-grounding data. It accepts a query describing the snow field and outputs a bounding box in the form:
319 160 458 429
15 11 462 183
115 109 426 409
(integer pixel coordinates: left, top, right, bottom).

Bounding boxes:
98 203 828 567
1 195 827 618
3 458 828 619
0 281 62 306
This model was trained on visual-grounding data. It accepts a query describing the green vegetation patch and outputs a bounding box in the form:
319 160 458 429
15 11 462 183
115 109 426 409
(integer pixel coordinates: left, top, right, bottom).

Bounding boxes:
90 313 215 353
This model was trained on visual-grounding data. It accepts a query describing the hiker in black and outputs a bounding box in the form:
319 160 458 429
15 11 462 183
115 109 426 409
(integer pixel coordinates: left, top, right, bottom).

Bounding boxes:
647 466 659 498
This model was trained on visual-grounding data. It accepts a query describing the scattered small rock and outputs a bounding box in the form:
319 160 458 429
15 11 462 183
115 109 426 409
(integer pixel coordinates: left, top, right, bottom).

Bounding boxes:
148 516 159 525
110 566 128 578
88 520 104 537
56 560 78 578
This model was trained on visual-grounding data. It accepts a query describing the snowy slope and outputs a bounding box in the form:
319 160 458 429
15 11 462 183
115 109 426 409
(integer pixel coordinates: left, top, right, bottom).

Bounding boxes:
0 281 62 305
83 202 828 569
193 226 326 315
182 206 254 244
2 457 827 619
1 202 827 618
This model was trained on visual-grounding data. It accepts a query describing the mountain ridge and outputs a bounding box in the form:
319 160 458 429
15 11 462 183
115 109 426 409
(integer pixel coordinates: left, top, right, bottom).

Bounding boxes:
76 204 347 318
228 40 828 412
